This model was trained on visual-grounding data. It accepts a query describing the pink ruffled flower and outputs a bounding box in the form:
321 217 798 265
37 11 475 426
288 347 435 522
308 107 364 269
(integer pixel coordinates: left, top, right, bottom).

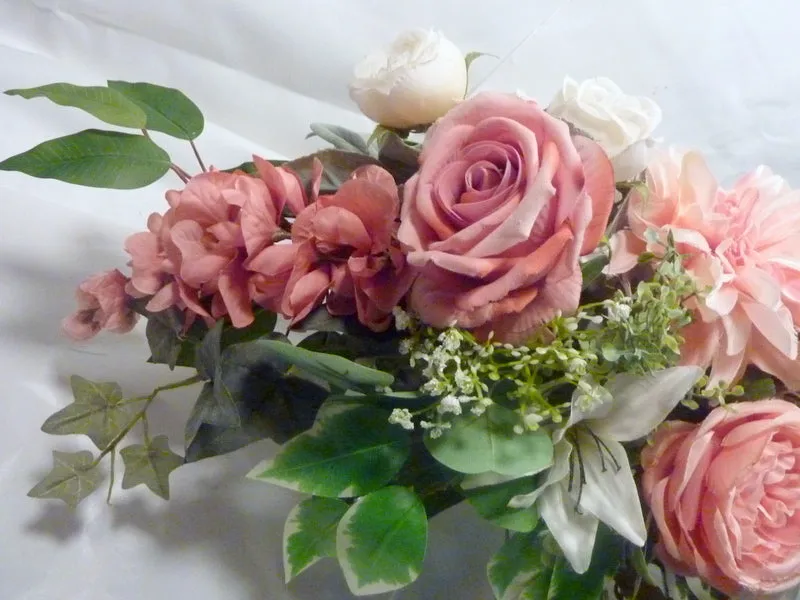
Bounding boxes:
62 269 138 340
281 166 414 331
642 400 800 596
397 92 615 344
125 158 312 328
608 151 800 388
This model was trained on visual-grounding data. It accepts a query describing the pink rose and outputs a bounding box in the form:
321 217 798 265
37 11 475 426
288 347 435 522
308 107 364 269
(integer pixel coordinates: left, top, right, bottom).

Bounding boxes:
397 92 615 343
125 159 312 328
608 151 800 388
281 166 414 331
62 269 138 340
642 400 800 596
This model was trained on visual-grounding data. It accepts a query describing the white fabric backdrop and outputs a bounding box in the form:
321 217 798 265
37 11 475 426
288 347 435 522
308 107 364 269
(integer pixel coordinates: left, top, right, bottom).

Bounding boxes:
1 1 799 598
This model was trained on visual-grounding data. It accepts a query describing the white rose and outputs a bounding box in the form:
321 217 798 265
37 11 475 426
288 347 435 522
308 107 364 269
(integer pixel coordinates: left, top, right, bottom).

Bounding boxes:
548 77 662 180
349 30 467 129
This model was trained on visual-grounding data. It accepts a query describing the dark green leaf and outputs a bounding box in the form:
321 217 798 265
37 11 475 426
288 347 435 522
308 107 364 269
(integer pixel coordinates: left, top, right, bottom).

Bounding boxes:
220 309 277 347
336 486 427 595
247 404 410 497
392 438 463 518
222 159 286 175
424 403 553 476
308 123 371 155
195 320 224 381
376 131 419 184
293 305 348 333
741 376 777 401
41 376 145 450
283 149 381 195
6 83 147 128
0 129 171 189
581 248 610 289
139 305 204 369
107 80 204 140
119 435 183 500
239 338 394 392
28 450 103 508
463 476 539 532
283 497 349 582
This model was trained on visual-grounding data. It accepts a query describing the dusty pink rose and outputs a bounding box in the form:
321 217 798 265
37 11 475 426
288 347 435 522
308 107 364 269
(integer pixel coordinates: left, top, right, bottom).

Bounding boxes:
642 400 800 596
397 92 615 343
62 269 138 340
608 151 800 388
125 158 312 328
281 166 414 331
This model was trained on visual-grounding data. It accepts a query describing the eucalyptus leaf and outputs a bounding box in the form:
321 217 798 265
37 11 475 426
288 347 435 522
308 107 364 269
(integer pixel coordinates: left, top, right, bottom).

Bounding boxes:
308 123 371 155
336 486 427 596
283 496 349 582
247 404 410 497
5 83 147 128
0 129 171 189
425 403 553 476
119 435 183 500
28 450 103 508
107 80 204 140
41 376 145 450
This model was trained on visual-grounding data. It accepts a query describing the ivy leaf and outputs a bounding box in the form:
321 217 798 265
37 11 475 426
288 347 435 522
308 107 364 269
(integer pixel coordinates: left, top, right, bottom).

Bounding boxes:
28 450 103 508
107 81 204 140
195 320 224 381
5 83 147 128
283 496 349 582
41 376 145 450
308 123 371 155
425 403 553 476
0 130 171 189
462 476 540 532
119 435 183 500
220 309 277 347
336 486 428 596
136 303 205 369
247 404 410 498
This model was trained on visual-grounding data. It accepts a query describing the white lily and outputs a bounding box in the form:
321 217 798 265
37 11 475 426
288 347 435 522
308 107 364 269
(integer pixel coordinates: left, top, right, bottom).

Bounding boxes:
509 366 703 574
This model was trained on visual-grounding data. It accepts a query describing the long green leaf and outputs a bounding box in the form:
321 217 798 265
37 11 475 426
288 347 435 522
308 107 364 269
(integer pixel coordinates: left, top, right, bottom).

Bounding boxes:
107 80 204 140
0 129 171 189
5 83 147 128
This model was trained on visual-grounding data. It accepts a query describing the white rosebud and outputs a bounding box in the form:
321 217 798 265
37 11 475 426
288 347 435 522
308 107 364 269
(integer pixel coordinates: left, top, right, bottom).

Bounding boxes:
547 77 662 181
349 30 467 129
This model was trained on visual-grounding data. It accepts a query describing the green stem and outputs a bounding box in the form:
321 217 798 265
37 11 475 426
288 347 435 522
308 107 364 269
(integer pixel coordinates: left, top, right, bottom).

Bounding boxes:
106 450 116 504
92 374 202 467
189 139 207 172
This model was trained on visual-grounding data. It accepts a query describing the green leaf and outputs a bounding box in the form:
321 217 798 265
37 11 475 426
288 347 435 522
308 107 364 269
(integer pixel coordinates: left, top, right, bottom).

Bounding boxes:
283 149 381 195
463 476 539 532
465 51 495 71
195 320 224 381
222 159 286 175
425 403 553 476
375 131 419 184
0 129 171 189
5 83 147 128
107 80 204 140
247 404 410 497
119 435 183 500
237 339 393 392
140 305 204 369
741 376 777 401
28 450 103 508
487 526 623 600
336 486 427 596
581 247 610 289
41 376 145 450
308 123 371 155
283 497 349 582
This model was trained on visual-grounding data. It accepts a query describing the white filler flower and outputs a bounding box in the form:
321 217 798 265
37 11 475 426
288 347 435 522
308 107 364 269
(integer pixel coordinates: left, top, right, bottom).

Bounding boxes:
349 30 467 129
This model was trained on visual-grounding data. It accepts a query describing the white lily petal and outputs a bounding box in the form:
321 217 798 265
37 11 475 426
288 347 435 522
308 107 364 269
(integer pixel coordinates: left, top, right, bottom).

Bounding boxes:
577 434 646 546
508 439 572 509
539 482 599 574
590 366 703 442
553 377 613 445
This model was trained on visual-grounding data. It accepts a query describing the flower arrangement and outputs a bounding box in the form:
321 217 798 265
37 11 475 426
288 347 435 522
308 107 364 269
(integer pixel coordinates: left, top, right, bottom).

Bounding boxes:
4 28 800 600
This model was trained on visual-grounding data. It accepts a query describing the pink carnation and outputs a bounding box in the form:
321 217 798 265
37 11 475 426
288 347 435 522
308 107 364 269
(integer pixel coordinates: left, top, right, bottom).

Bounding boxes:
62 269 138 340
609 151 800 388
642 400 800 596
125 158 312 328
281 166 414 331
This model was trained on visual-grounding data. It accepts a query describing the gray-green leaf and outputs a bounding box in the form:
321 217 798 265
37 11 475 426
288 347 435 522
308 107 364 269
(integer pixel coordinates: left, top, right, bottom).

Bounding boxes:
119 435 183 500
308 123 371 155
6 83 147 128
107 81 204 140
336 486 427 596
284 497 349 582
0 129 171 189
247 404 410 497
28 450 103 508
425 403 553 476
41 375 145 450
